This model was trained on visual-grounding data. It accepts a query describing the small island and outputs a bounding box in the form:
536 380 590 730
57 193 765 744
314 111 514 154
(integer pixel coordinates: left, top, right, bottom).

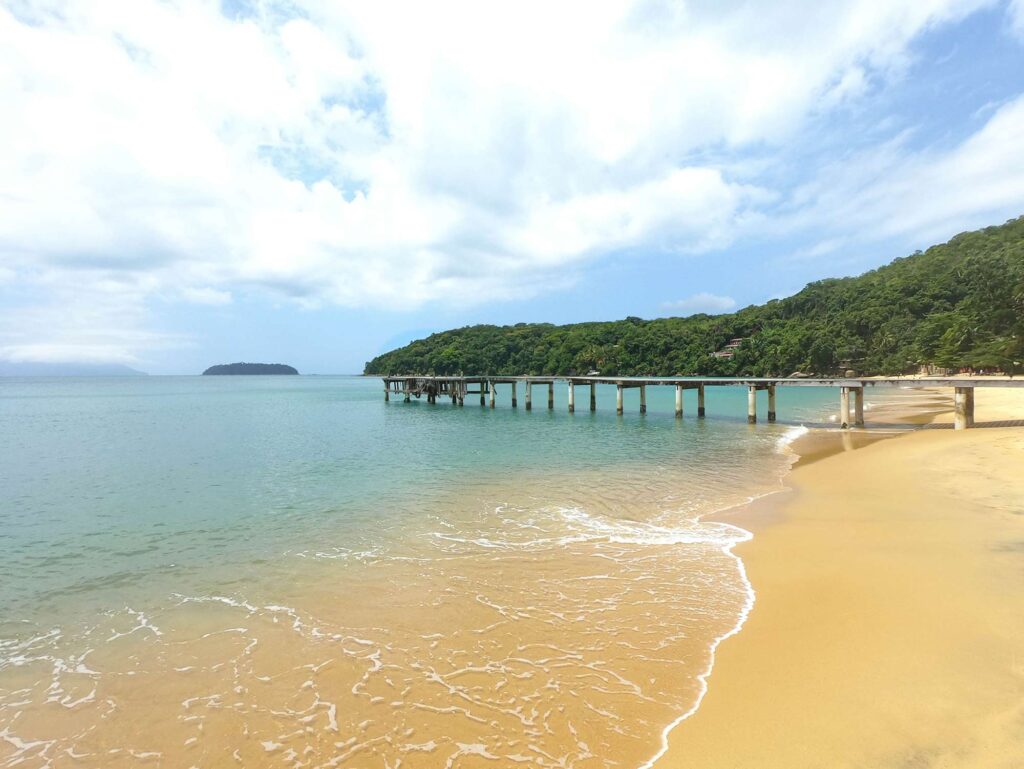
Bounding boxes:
202 362 299 375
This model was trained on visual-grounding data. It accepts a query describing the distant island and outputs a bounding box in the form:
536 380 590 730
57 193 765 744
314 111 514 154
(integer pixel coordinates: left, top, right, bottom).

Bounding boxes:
202 363 299 375
365 215 1024 377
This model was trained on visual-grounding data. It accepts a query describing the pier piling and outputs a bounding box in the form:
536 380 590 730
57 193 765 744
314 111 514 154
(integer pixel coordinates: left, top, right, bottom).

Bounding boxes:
675 384 683 418
640 384 647 414
616 384 624 415
590 383 596 411
748 386 757 424
525 381 532 411
954 387 975 430
840 386 851 429
854 387 864 427
698 385 706 417
511 381 517 408
489 381 495 409
767 385 776 423
548 382 554 410
568 381 575 413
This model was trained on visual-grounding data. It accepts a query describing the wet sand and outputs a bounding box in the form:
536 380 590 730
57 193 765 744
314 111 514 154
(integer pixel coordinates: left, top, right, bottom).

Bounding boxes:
660 386 1024 768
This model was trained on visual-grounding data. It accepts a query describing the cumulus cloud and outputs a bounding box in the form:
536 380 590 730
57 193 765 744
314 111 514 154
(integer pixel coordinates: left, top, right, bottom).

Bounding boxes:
0 0 1020 362
662 292 738 315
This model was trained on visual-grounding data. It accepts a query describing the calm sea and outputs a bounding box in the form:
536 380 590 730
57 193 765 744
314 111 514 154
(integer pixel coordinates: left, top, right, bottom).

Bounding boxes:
0 376 839 768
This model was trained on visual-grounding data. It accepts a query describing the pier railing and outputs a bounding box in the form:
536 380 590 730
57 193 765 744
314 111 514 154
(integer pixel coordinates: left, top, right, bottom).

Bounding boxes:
380 375 1024 430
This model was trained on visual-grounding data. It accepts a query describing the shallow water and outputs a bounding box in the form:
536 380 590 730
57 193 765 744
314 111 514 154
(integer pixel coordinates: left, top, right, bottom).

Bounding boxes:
0 376 837 767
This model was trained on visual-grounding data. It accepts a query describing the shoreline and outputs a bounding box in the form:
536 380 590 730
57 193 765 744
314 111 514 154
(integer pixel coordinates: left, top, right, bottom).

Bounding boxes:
653 386 1024 767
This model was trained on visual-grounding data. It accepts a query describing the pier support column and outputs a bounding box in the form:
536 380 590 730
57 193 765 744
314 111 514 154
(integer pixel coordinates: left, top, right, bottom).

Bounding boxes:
640 385 647 414
479 383 485 406
511 381 517 408
384 384 390 401
525 381 532 411
405 380 411 403
590 383 596 411
675 384 683 418
616 384 624 415
548 382 554 410
698 385 706 417
568 381 575 413
747 386 757 424
839 387 851 429
954 387 975 430
854 387 864 427
489 381 495 409
767 385 776 423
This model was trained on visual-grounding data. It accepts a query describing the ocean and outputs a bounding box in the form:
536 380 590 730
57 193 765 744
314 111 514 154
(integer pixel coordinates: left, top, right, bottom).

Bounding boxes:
0 376 840 768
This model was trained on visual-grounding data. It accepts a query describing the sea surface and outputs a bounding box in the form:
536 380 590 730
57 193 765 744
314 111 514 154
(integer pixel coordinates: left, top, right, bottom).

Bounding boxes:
0 376 841 768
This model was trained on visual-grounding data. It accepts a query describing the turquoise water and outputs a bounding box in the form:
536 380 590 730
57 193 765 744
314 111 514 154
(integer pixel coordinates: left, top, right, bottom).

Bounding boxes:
0 376 841 768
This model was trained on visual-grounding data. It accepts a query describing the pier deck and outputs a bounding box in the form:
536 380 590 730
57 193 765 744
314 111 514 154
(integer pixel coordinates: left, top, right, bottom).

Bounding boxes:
381 375 1024 430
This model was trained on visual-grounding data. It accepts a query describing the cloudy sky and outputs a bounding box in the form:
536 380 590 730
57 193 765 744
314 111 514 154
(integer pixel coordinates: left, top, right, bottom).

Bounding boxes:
2 0 1023 373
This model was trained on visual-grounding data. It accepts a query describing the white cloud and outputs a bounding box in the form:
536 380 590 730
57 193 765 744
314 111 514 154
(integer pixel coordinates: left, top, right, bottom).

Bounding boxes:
777 95 1024 249
0 0 1016 361
1009 0 1024 37
662 292 737 315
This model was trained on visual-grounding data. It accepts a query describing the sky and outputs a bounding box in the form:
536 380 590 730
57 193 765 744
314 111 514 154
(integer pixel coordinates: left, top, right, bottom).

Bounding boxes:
1 0 1024 374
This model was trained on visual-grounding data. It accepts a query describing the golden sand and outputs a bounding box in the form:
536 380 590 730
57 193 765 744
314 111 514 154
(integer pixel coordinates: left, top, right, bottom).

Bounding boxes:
660 386 1024 768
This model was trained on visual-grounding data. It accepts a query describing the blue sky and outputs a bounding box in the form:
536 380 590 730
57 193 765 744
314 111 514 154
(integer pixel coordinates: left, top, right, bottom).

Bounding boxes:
1 0 1024 374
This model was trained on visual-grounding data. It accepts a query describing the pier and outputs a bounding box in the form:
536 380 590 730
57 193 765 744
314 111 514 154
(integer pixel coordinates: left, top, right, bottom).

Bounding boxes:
381 376 1024 430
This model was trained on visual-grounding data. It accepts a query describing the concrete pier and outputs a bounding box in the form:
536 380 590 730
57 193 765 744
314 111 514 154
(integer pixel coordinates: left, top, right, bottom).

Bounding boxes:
381 375 1020 431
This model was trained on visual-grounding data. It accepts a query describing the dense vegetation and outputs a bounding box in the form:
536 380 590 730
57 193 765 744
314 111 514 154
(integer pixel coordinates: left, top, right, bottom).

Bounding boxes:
203 363 298 375
365 217 1024 377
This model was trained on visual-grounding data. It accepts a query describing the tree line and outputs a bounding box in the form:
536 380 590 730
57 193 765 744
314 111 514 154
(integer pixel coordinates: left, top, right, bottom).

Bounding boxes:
365 216 1024 377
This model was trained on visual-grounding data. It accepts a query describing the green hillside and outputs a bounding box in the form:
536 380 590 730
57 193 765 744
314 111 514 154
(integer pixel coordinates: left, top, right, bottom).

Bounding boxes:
365 216 1024 377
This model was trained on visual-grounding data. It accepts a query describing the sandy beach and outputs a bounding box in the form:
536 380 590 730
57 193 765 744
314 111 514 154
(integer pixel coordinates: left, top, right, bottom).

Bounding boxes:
658 385 1024 768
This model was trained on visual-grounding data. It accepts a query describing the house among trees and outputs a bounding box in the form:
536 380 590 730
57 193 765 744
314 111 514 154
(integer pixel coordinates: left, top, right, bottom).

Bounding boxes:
711 338 746 359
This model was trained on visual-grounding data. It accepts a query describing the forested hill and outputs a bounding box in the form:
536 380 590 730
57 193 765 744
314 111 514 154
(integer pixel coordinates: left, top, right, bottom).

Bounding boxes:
365 216 1024 377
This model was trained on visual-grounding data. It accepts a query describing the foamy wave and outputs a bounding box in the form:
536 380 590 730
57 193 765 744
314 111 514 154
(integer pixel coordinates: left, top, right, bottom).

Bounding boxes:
431 504 751 554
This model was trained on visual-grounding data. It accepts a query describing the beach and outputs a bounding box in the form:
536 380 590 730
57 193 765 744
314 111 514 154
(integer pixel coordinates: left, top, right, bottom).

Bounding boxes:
660 385 1024 768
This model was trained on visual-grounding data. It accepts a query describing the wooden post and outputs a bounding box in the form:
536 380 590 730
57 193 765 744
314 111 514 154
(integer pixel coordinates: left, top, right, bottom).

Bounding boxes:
675 384 683 418
767 385 776 423
854 387 864 427
525 381 532 411
697 384 706 417
954 387 975 430
548 382 554 410
616 384 624 415
511 381 517 408
479 381 485 406
839 387 850 429
405 379 411 403
489 380 495 409
384 383 390 401
640 384 647 414
590 383 596 411
568 381 575 413
747 386 757 424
